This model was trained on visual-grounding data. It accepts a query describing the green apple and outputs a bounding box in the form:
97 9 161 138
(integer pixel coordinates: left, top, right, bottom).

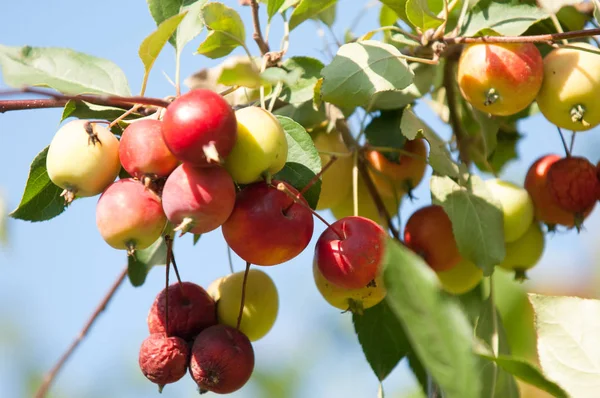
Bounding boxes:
437 258 483 295
224 107 287 184
485 178 534 243
499 222 545 280
313 261 386 314
207 269 278 342
47 119 120 203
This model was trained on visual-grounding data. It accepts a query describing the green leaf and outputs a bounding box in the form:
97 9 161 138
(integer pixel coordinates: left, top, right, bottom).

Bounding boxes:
365 111 406 163
273 116 322 209
197 2 246 59
176 0 208 50
280 57 324 104
383 238 480 398
320 40 414 108
192 234 201 245
482 128 522 174
461 0 549 37
289 0 337 30
147 0 191 25
10 147 68 222
407 351 428 395
379 0 410 26
315 3 336 26
60 100 133 123
261 67 303 87
529 294 600 397
274 101 326 132
139 12 187 89
0 45 131 96
405 0 444 30
400 108 459 177
477 353 569 398
268 0 287 21
371 63 436 111
128 236 167 287
430 175 505 275
218 58 262 88
537 0 579 13
353 299 410 381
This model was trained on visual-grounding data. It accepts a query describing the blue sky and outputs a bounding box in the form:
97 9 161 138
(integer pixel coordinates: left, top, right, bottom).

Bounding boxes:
1 1 600 397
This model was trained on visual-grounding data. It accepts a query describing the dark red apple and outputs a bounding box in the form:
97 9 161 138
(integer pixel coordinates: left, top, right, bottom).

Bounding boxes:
161 89 237 166
96 178 167 254
189 325 255 394
314 216 387 289
147 282 217 341
222 181 314 266
138 333 189 387
161 163 236 235
119 119 179 181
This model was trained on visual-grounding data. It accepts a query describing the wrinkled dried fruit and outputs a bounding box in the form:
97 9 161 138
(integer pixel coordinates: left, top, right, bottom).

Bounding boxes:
138 333 189 387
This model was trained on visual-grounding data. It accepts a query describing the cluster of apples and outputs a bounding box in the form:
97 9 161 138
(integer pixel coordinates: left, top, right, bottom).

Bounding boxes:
139 268 278 393
457 41 600 131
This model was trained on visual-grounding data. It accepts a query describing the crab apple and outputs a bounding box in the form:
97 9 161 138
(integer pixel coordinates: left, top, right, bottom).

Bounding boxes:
207 269 278 342
162 163 235 235
485 179 534 243
223 107 288 184
119 119 178 181
536 43 600 131
499 222 545 281
312 129 354 210
46 119 120 203
525 154 593 228
138 333 189 387
315 216 387 289
313 261 386 314
161 89 237 166
96 179 167 253
147 281 217 341
222 181 314 266
404 205 461 272
330 175 400 226
457 42 543 116
547 156 599 215
365 138 428 198
189 324 255 394
437 258 483 295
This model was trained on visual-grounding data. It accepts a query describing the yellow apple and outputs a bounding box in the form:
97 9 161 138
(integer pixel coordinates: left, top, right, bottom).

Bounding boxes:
46 119 120 203
437 258 483 295
312 130 354 210
224 107 287 184
485 179 534 243
499 222 545 280
207 268 278 342
312 261 386 314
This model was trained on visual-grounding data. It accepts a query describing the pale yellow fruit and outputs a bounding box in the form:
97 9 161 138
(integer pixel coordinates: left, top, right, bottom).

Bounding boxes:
207 269 278 342
437 258 483 295
485 179 534 243
312 130 353 210
499 222 545 279
313 261 386 313
330 175 400 226
536 43 600 131
224 107 287 184
46 120 120 202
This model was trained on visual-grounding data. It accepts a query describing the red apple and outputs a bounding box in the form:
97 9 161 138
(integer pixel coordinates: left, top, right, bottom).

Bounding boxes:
547 156 598 215
96 179 167 254
161 163 236 235
147 282 217 341
161 89 237 166
189 325 255 394
222 181 314 266
314 216 387 289
138 333 189 387
119 119 179 181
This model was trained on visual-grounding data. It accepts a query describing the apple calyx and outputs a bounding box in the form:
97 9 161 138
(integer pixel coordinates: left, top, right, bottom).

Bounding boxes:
173 217 195 236
203 141 222 164
84 121 102 146
570 104 590 127
484 88 499 107
60 188 76 205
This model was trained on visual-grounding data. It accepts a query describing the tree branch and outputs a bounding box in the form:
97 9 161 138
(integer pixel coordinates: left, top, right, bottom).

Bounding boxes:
0 99 70 113
446 27 600 44
250 0 270 56
35 267 128 398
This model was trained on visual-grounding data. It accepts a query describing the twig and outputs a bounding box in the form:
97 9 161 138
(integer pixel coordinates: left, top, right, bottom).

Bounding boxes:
250 0 270 55
445 27 600 44
0 98 69 113
35 267 128 398
236 262 252 329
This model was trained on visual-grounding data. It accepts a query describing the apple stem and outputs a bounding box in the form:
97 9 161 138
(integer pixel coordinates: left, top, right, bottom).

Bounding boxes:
277 183 345 240
165 235 185 296
555 126 572 158
164 240 172 337
236 262 252 330
297 155 339 199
